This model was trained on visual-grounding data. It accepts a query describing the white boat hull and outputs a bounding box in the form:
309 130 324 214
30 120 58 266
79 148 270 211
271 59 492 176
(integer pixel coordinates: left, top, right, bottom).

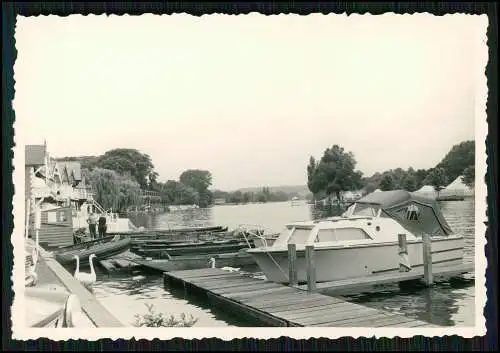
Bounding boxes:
248 236 465 284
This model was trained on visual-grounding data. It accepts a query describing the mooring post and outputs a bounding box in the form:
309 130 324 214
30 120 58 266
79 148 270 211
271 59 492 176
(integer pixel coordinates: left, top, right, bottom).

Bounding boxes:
398 233 411 272
288 243 298 286
422 234 433 286
305 244 316 292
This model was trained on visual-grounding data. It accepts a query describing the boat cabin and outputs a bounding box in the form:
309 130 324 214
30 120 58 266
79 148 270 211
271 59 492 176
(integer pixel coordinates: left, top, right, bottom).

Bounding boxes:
268 190 454 249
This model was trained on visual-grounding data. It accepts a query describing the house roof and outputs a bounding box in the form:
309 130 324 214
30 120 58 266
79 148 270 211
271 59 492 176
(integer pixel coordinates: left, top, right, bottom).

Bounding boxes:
58 161 82 180
25 145 47 166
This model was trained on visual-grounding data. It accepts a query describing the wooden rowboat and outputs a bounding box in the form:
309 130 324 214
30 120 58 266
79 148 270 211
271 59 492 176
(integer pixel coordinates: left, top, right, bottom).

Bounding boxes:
111 225 229 237
130 251 256 272
53 234 131 266
131 238 256 258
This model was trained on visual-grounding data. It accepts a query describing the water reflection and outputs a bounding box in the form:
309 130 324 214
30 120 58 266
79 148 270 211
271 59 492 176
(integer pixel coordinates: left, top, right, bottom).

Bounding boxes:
101 199 476 327
336 276 475 326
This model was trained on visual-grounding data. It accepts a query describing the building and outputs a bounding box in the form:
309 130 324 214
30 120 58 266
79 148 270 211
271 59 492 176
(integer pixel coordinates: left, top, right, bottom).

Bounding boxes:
25 144 94 247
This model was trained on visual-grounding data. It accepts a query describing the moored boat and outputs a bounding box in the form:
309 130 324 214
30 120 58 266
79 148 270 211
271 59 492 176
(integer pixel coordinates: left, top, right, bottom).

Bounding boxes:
130 238 255 258
247 190 465 284
53 234 131 266
131 251 255 272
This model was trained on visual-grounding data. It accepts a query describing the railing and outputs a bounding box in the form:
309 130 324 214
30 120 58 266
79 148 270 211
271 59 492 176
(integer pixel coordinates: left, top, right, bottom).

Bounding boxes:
140 189 161 198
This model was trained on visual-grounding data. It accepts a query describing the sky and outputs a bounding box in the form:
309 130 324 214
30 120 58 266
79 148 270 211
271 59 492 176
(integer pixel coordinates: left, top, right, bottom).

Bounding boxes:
14 14 487 191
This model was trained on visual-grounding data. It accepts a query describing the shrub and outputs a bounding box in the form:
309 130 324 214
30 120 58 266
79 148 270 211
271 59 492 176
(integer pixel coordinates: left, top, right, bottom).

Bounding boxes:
133 303 198 327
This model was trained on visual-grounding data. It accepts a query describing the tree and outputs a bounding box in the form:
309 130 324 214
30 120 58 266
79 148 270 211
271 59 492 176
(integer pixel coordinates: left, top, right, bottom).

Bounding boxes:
86 168 141 212
424 167 448 197
159 180 180 204
462 165 475 188
307 145 363 201
116 174 142 212
402 174 417 192
179 170 213 207
159 180 199 205
401 168 417 192
379 174 394 191
414 169 429 190
307 156 318 194
228 190 244 204
97 148 156 189
242 192 252 203
436 140 475 183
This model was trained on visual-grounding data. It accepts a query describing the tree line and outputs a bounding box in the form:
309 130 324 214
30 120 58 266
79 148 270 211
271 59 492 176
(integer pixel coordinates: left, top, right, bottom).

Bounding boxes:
307 140 475 201
212 187 292 204
58 149 213 212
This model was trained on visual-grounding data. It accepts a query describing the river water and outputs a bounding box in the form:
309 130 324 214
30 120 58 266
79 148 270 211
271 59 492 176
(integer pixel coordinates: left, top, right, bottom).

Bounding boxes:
92 199 476 327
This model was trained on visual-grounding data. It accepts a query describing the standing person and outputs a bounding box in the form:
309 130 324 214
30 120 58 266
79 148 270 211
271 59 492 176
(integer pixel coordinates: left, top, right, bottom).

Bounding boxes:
87 212 97 239
98 215 107 238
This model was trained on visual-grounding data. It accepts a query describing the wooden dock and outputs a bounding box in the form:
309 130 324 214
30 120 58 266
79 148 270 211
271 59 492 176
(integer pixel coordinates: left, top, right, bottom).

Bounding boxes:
163 268 441 327
297 261 474 293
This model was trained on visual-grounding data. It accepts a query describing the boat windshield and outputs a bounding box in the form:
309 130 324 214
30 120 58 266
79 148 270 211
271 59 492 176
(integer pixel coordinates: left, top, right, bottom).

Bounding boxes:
288 227 312 245
345 203 381 217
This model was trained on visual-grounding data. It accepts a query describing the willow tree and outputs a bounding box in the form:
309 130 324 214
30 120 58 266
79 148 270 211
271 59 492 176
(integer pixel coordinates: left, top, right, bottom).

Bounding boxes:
86 168 141 212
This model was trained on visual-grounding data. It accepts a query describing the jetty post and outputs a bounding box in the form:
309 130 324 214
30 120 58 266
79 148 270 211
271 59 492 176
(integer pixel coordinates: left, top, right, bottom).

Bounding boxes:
398 233 411 272
305 244 316 291
422 234 433 286
287 243 298 286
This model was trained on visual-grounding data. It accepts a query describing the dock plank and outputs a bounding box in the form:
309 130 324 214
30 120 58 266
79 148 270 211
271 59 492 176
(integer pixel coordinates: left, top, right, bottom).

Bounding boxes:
227 286 297 300
212 282 284 295
256 297 344 312
162 269 442 327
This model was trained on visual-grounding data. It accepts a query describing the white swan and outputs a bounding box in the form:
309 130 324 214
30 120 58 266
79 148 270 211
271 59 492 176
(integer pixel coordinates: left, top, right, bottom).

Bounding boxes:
73 254 97 290
208 257 240 273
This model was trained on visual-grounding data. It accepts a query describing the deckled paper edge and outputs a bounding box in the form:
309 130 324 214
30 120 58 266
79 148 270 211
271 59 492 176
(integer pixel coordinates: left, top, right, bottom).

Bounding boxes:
10 12 489 341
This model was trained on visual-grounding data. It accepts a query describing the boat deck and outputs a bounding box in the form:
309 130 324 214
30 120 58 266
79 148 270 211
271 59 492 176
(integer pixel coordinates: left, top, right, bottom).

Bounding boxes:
163 268 441 327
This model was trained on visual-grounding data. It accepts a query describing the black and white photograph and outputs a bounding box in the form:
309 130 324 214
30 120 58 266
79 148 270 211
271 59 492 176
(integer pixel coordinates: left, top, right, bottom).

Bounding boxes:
10 12 489 340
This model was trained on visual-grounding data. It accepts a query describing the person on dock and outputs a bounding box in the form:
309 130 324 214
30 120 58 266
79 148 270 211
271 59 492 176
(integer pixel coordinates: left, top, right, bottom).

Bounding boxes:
98 215 107 238
87 212 97 239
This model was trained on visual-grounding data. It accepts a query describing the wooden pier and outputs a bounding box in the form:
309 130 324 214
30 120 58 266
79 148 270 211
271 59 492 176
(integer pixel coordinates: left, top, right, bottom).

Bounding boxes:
163 268 442 327
297 261 474 294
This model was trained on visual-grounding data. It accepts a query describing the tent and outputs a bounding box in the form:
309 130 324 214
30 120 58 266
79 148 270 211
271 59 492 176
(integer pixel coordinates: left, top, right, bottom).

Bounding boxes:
413 185 438 200
441 175 474 197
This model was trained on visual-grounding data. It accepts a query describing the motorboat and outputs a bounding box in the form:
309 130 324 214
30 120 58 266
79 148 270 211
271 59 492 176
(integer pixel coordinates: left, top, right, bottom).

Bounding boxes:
246 190 464 284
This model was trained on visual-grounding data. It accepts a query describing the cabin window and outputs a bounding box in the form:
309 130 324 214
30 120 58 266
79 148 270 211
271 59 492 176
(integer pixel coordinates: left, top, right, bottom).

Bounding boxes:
351 204 380 217
288 228 312 244
335 228 371 241
316 229 337 242
316 228 372 242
